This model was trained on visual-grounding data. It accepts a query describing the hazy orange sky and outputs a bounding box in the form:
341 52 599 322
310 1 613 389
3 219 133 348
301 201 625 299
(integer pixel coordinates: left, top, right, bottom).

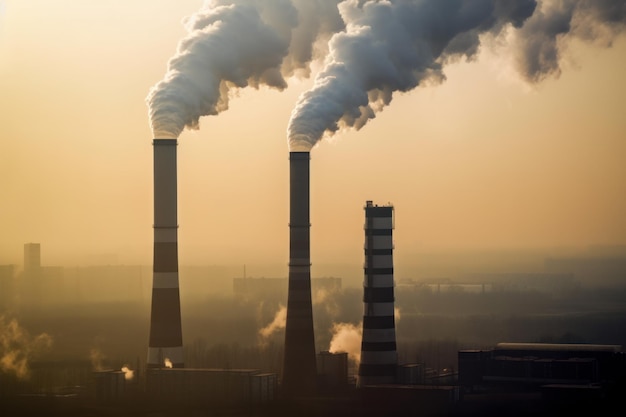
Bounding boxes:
1 1 625 271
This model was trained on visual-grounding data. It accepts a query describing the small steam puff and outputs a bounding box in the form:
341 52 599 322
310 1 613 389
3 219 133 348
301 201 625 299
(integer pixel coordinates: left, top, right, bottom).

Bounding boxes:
121 365 134 380
258 304 287 344
329 322 362 364
328 308 401 364
146 0 343 139
0 315 53 380
287 0 626 150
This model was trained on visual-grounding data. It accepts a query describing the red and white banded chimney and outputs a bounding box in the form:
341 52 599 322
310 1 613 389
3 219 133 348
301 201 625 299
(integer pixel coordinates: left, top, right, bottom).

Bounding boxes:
358 201 397 386
147 139 184 368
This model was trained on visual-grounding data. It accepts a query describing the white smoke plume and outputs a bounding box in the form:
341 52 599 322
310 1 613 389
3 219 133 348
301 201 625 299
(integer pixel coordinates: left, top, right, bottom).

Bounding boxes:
258 304 287 345
329 321 362 364
148 0 624 145
164 357 173 368
287 0 626 151
146 0 343 139
0 315 53 380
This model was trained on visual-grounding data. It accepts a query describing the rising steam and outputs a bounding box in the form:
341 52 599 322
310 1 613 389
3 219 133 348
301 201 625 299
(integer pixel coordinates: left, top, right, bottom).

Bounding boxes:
147 1 625 146
287 0 626 151
0 315 53 380
146 0 342 139
329 321 362 364
258 304 287 344
121 365 134 380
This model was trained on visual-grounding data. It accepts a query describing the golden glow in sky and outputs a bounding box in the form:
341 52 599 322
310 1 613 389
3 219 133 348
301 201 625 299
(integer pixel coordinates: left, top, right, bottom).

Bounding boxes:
0 1 625 269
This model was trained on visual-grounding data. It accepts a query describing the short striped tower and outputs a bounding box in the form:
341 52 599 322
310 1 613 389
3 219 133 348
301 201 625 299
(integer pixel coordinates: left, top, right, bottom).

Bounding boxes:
358 200 397 387
147 139 184 368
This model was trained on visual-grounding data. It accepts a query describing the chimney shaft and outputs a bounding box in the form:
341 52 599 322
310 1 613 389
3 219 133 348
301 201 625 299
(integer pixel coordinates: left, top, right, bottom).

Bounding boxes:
282 151 317 396
358 201 397 387
147 139 184 368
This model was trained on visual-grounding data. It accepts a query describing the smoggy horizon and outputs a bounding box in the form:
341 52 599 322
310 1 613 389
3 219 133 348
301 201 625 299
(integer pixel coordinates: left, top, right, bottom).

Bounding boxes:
1 1 625 270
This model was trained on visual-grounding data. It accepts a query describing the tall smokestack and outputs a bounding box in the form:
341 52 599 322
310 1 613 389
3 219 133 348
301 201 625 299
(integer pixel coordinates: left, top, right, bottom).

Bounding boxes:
282 151 317 397
147 139 184 369
358 200 397 387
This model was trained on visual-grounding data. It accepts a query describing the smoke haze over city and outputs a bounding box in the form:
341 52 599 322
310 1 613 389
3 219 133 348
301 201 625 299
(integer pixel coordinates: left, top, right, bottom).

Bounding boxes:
1 1 626 415
1 0 625 269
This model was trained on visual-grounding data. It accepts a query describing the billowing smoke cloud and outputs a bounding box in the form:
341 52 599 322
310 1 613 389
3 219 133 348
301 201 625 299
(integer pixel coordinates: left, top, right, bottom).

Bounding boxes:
508 0 626 82
0 315 53 380
148 0 624 145
329 321 362 364
258 304 287 345
146 0 343 139
287 0 626 151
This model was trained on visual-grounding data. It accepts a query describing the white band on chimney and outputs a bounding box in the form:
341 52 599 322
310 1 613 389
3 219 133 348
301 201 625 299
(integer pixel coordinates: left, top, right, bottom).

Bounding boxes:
363 275 394 288
367 235 393 249
154 227 178 243
153 272 179 289
147 346 184 366
363 302 395 316
361 328 397 343
368 255 394 268
368 217 393 230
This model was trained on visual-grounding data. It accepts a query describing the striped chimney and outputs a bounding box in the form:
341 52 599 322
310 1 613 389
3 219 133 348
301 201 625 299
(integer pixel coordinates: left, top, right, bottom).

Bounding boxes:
147 139 184 368
282 151 317 397
358 200 397 387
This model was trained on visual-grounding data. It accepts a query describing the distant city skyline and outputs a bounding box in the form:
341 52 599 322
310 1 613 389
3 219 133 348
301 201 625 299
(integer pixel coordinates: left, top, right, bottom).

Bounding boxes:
1 1 625 269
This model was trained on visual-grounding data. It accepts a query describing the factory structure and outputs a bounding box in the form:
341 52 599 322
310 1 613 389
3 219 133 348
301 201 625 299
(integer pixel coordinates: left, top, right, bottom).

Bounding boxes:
139 137 444 406
459 342 626 390
138 141 626 413
3 142 623 416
